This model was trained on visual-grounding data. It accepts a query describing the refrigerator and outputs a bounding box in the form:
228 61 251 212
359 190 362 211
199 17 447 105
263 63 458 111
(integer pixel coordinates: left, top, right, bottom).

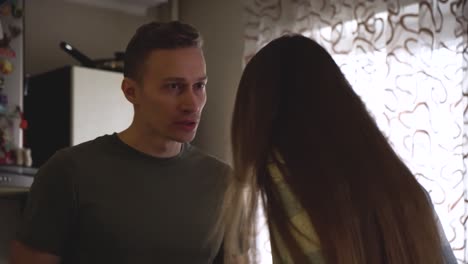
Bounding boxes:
24 65 134 168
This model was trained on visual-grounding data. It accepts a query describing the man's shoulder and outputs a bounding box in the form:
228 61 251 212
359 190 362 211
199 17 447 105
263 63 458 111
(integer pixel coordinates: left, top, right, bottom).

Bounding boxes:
57 134 113 157
40 134 114 172
186 145 232 173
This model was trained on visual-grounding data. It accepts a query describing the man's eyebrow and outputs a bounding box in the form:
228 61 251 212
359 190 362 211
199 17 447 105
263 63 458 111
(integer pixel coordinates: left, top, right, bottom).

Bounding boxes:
162 77 186 82
161 76 208 82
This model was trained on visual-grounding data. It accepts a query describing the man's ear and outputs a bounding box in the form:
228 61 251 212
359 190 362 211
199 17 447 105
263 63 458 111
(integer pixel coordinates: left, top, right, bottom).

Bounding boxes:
121 77 139 105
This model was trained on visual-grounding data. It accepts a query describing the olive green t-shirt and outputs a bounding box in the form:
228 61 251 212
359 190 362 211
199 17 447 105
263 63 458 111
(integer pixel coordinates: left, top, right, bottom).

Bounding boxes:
17 134 230 264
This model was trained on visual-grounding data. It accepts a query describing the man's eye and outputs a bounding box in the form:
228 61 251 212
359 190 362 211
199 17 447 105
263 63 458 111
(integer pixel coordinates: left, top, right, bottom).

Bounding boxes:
166 83 181 90
195 82 206 90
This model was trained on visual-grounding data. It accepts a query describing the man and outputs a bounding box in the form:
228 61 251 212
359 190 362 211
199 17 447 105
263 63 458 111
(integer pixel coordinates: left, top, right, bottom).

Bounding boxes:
10 21 230 264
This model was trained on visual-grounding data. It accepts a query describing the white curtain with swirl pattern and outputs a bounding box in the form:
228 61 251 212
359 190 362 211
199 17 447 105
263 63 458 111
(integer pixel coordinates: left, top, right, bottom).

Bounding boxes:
243 0 468 262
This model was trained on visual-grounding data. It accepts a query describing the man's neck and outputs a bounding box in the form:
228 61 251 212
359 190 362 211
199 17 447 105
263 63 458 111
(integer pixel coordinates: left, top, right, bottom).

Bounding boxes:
118 126 182 158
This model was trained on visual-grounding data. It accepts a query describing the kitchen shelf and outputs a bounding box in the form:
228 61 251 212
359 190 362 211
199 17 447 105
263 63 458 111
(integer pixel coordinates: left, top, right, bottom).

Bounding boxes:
0 165 36 197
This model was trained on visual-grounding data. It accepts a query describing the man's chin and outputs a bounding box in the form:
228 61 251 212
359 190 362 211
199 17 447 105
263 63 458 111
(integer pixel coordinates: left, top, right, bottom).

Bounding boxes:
171 133 197 143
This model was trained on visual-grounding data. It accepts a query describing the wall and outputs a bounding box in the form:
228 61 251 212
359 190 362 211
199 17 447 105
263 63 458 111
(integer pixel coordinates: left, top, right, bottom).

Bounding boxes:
25 0 154 76
179 0 244 163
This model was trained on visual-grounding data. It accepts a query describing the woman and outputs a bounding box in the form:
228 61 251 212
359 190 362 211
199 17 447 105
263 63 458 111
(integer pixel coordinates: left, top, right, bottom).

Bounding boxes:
222 35 456 263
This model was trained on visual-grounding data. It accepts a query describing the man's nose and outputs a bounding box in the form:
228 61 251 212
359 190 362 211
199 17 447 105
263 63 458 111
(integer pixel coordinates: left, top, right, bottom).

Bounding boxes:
180 90 202 113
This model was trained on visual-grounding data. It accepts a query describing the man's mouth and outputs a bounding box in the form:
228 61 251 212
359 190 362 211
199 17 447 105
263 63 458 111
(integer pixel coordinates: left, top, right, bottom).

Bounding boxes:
174 120 198 132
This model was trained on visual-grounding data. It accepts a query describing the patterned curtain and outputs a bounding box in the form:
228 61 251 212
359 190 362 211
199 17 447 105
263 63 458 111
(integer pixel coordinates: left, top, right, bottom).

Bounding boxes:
244 0 468 263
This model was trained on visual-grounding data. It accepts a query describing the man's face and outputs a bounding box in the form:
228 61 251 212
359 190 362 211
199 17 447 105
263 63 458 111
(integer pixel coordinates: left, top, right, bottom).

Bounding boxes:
133 47 207 143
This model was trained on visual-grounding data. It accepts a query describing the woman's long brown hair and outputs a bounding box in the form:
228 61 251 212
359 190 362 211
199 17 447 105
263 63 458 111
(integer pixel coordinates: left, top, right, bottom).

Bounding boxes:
223 35 446 263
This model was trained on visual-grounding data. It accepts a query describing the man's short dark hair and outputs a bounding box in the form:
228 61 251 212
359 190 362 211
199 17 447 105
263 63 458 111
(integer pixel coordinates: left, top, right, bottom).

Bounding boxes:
124 21 203 82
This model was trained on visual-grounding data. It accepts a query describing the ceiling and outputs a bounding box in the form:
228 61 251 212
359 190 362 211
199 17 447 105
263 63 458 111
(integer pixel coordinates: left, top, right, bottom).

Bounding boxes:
65 0 168 16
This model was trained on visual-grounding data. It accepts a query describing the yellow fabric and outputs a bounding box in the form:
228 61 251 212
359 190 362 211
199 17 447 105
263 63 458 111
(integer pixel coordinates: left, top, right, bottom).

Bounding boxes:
267 154 324 263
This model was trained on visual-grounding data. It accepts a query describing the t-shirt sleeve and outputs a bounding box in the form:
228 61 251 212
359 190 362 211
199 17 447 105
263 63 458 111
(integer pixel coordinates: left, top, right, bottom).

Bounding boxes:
16 150 77 257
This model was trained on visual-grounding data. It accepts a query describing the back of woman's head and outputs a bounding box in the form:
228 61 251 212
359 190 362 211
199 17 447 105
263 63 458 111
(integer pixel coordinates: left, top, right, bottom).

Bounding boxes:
233 35 374 178
228 35 447 263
